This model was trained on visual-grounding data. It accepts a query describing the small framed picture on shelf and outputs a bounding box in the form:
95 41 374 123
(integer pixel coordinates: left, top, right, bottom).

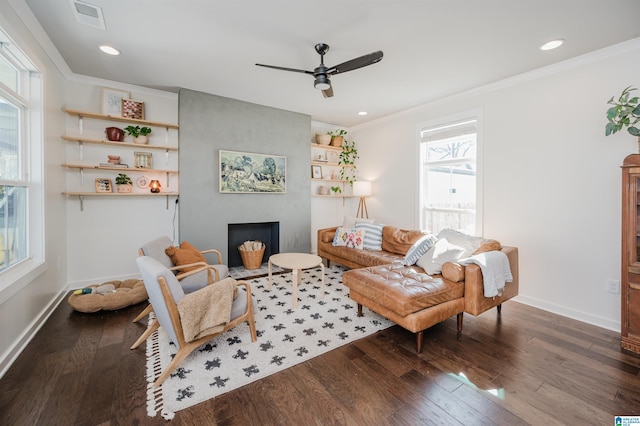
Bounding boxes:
95 178 112 193
101 88 130 116
312 165 323 179
134 151 152 169
122 99 145 120
326 150 339 164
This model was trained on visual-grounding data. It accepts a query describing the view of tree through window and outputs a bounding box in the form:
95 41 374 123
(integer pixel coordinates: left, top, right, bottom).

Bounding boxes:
420 118 477 235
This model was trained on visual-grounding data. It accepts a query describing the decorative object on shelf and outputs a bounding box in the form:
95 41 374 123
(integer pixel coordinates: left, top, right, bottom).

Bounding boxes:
134 151 152 169
329 129 347 147
124 125 152 144
107 155 121 164
219 150 286 194
315 153 327 162
95 178 113 193
105 126 124 141
315 133 331 145
311 165 322 179
606 85 640 152
326 150 339 164
122 98 145 120
136 176 149 189
353 181 372 218
339 138 358 186
101 88 129 116
318 185 329 195
330 185 342 195
115 173 133 193
149 180 161 193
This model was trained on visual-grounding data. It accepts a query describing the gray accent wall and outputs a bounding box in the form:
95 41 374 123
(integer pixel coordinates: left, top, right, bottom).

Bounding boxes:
178 89 311 262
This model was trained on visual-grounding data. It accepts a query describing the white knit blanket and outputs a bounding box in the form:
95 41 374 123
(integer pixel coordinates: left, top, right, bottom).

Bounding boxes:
458 251 513 297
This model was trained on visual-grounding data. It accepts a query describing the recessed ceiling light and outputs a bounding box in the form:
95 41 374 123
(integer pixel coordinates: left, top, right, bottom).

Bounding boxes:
358 111 368 116
540 39 565 51
99 45 120 55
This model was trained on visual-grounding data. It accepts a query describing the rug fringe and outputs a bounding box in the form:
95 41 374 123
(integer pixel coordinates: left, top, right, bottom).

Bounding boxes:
144 314 176 419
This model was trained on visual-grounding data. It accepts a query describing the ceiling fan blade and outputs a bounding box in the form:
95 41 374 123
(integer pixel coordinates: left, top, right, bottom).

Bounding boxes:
255 63 314 75
322 85 334 98
328 51 383 75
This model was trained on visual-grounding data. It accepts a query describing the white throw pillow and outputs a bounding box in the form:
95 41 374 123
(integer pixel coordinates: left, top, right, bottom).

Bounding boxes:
416 238 465 275
436 228 484 257
332 227 366 250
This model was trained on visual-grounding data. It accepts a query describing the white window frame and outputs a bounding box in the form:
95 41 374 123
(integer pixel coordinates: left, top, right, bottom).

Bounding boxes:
0 27 45 299
417 108 484 236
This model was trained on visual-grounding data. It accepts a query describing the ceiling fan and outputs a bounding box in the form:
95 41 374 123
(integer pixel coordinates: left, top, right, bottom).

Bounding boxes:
255 43 383 98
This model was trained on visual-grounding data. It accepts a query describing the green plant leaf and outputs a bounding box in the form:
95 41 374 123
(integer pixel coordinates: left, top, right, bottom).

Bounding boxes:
606 122 618 136
629 127 640 136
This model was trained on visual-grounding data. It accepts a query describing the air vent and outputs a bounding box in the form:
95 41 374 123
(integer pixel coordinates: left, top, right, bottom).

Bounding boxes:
69 0 106 30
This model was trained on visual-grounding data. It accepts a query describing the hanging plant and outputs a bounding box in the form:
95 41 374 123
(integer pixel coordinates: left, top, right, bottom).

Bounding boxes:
338 139 358 186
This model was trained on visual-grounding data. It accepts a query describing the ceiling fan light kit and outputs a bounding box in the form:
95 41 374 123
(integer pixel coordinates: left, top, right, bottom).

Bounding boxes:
256 43 383 98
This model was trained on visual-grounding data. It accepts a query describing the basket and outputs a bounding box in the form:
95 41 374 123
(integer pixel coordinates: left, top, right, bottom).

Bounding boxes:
238 243 265 270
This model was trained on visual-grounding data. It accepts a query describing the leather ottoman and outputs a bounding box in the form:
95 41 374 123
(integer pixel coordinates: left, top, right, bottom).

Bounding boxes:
342 263 465 353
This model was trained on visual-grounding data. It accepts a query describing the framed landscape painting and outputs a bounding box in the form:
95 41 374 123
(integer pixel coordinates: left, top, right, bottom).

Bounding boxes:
219 150 286 193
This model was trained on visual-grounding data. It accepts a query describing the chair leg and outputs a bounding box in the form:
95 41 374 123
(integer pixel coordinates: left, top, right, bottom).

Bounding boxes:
416 330 424 353
132 303 153 323
357 303 363 317
131 320 159 350
153 345 196 387
497 303 502 313
457 312 464 331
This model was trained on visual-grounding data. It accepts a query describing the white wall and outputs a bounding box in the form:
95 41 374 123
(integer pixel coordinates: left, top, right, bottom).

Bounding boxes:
350 39 640 331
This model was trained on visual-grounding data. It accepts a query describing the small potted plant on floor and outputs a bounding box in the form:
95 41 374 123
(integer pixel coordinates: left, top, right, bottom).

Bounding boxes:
115 173 133 193
124 125 152 145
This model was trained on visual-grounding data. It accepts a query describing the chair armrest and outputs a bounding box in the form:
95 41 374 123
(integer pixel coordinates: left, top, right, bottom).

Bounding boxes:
200 248 223 264
175 263 221 282
234 280 254 313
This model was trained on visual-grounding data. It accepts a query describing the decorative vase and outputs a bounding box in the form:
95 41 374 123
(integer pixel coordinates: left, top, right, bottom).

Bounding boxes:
134 135 149 145
105 127 124 142
116 184 132 193
318 185 329 195
330 135 343 147
316 133 331 145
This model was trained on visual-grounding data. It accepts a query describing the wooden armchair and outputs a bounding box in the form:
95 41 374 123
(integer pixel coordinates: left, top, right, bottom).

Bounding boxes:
132 256 257 387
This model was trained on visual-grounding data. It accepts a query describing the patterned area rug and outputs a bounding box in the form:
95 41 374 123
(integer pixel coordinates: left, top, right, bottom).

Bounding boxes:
145 265 393 419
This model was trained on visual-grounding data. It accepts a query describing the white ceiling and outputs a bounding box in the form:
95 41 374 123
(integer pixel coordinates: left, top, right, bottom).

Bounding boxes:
20 0 640 127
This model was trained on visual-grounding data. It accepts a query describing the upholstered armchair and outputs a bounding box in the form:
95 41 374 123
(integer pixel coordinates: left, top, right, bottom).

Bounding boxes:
133 236 229 322
132 256 257 387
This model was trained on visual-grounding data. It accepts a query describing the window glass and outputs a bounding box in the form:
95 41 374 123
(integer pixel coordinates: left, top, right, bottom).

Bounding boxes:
0 54 18 92
0 98 20 180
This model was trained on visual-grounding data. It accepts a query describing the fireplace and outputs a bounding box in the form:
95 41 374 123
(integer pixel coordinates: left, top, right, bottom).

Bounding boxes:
228 222 280 267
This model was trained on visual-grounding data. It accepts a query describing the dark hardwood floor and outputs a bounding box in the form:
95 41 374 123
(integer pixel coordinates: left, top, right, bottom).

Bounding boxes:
1 293 639 425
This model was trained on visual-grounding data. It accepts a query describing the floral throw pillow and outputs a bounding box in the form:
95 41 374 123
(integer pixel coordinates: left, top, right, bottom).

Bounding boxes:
332 227 366 250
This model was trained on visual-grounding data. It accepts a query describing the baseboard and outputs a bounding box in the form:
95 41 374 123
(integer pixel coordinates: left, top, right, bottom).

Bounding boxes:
0 289 68 379
514 295 620 332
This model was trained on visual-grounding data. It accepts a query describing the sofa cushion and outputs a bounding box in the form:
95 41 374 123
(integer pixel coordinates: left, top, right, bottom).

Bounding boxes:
332 227 366 250
474 239 502 254
403 233 438 265
355 221 385 251
165 241 207 273
382 226 426 255
416 238 466 275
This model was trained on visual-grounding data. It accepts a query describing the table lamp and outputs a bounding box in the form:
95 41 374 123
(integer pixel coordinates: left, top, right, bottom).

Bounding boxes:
353 181 372 218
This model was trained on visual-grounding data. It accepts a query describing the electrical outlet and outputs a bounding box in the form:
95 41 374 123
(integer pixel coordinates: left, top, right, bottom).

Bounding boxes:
606 279 620 294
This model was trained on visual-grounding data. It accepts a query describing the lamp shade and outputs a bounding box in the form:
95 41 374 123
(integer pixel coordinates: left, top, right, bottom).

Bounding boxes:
353 181 372 197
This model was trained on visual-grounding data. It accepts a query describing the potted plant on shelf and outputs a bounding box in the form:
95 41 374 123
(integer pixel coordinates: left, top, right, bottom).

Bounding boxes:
330 185 342 196
115 173 133 193
338 139 358 186
124 125 152 145
606 85 640 152
329 129 347 147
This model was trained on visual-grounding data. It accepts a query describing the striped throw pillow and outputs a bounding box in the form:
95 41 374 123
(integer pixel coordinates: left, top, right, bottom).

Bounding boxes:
404 233 438 266
355 222 384 251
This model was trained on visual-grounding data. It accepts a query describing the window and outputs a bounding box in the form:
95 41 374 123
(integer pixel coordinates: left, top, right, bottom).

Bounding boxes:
0 29 44 288
419 112 481 235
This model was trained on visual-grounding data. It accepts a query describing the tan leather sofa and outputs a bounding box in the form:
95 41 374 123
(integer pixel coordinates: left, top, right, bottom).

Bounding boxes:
317 226 519 352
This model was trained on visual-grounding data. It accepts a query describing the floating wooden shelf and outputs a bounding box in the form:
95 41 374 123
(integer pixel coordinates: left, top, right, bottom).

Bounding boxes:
62 163 178 174
63 108 179 129
61 135 178 151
